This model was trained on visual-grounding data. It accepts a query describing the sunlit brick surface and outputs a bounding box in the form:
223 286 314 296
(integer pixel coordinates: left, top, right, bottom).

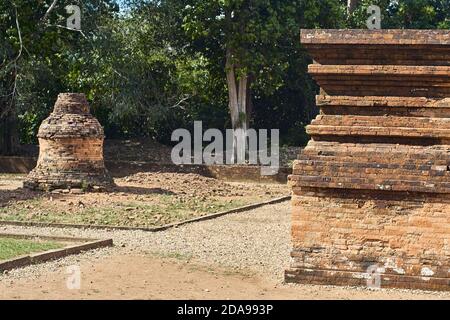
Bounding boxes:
24 93 113 190
286 29 450 291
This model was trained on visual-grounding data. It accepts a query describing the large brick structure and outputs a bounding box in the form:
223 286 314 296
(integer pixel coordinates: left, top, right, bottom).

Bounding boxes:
24 93 113 191
286 30 450 290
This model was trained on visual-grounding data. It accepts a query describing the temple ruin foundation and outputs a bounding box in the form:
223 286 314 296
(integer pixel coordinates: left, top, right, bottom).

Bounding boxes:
24 93 113 191
286 29 450 291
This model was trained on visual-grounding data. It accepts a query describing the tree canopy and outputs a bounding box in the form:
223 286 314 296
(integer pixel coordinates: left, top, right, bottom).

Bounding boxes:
0 0 448 154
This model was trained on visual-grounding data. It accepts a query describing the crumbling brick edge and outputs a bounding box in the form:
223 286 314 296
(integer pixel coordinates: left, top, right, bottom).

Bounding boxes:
0 233 113 272
285 268 450 292
0 195 291 232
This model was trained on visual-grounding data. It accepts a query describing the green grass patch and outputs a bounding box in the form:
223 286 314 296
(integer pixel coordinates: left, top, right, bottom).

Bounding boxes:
0 195 249 228
0 237 63 261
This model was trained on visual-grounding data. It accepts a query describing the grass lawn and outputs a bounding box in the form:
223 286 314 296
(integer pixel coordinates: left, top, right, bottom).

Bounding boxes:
0 237 63 261
0 195 248 227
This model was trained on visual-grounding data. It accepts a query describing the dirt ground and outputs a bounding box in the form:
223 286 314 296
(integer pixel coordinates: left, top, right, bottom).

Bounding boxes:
19 138 301 168
1 172 449 300
0 253 448 300
0 200 449 300
0 173 288 227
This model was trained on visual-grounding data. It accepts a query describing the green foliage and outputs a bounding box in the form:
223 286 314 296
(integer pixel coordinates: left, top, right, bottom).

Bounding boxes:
81 180 90 192
348 0 449 29
250 0 346 145
1 0 119 144
1 0 448 151
180 0 346 143
182 0 345 91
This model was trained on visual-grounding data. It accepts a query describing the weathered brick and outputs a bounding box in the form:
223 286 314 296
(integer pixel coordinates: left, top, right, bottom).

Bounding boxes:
287 30 450 291
24 93 114 191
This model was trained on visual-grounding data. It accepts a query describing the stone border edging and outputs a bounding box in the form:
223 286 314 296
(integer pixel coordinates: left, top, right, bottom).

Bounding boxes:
0 233 113 272
155 195 291 230
0 195 291 232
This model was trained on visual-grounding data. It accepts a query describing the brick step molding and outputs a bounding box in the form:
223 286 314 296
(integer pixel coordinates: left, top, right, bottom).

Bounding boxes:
286 29 450 291
309 65 450 98
317 96 450 108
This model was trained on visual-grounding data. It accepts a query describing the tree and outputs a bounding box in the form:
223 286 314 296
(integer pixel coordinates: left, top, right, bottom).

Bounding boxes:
252 0 346 145
182 0 346 157
65 0 227 143
0 0 118 153
6 0 446 155
347 0 359 14
183 1 285 132
347 0 449 29
0 1 25 154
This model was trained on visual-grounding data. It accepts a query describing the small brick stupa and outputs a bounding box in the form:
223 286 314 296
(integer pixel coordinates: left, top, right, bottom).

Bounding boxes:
24 93 113 191
286 30 450 291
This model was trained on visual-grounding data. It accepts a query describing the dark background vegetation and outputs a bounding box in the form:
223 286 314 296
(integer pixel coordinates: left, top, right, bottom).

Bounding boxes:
1 0 448 154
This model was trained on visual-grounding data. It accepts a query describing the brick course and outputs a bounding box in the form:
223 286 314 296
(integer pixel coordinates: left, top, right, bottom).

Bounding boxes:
286 29 450 290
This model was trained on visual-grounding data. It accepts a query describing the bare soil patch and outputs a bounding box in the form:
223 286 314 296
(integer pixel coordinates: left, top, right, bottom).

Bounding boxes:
18 138 301 168
0 253 448 300
0 202 448 299
0 173 288 227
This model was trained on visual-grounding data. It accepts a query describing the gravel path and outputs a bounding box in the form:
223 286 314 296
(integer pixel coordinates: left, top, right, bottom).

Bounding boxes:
0 201 291 282
1 201 449 299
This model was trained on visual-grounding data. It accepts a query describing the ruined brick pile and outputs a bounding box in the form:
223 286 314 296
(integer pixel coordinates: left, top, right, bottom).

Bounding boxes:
286 30 450 290
24 93 113 191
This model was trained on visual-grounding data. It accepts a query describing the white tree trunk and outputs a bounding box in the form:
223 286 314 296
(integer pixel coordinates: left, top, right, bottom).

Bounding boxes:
238 75 248 130
225 48 249 163
226 48 239 128
347 0 358 14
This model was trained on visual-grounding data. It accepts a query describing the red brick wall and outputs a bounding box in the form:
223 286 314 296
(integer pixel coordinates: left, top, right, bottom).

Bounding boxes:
287 29 450 291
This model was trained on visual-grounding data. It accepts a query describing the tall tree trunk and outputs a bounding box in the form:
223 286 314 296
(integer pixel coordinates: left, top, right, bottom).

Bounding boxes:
347 0 358 14
225 48 250 130
0 112 19 155
246 75 254 120
226 48 240 129
225 47 250 163
1 4 21 156
0 71 19 156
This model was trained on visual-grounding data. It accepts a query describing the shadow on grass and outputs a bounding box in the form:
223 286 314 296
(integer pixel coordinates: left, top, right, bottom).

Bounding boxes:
111 185 176 196
0 188 43 207
0 184 175 207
